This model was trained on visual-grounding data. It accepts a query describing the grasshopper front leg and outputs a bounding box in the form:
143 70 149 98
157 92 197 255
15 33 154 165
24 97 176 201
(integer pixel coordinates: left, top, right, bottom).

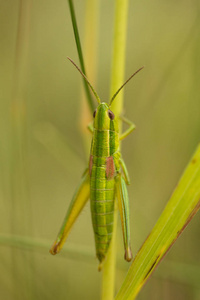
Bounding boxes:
120 116 136 140
50 169 90 255
87 122 93 134
115 173 132 262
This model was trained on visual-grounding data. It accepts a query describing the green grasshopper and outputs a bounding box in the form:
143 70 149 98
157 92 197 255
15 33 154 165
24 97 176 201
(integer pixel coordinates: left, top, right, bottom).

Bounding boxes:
50 57 143 270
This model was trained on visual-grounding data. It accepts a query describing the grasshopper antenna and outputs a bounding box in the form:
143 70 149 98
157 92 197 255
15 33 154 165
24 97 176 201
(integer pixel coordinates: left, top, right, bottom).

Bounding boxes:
109 66 144 106
67 57 101 104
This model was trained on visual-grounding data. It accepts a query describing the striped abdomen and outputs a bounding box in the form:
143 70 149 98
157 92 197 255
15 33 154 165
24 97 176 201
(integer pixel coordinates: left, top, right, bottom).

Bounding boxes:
89 127 119 263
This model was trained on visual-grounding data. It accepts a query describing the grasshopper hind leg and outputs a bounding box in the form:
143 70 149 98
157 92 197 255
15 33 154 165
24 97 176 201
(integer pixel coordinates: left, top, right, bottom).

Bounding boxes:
115 173 133 262
50 170 90 255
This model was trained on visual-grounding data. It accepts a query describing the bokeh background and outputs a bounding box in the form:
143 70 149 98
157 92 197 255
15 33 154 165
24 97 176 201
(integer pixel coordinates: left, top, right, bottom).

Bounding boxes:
0 0 200 299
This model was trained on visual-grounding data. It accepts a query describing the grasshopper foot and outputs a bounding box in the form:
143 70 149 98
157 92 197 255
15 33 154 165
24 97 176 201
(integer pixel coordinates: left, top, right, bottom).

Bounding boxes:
124 247 133 262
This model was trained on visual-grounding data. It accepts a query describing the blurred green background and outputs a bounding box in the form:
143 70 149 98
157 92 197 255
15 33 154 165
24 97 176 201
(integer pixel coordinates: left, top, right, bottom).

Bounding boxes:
0 0 200 299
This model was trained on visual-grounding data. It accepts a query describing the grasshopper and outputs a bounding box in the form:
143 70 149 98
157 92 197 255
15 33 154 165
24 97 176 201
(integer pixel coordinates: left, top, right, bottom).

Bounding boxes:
50 57 143 270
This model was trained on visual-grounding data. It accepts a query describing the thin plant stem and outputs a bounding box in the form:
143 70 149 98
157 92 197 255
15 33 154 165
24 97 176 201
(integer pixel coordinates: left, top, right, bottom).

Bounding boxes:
68 0 95 112
101 0 129 299
109 0 129 121
101 202 118 300
10 0 34 299
80 0 99 156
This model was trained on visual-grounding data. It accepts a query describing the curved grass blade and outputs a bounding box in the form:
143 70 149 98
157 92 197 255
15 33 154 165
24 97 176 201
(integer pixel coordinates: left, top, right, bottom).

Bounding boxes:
115 144 200 300
1 233 200 289
0 234 95 262
68 0 94 112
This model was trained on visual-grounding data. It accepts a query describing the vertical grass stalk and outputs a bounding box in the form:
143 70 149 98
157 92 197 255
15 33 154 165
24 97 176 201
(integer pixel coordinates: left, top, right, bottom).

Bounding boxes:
102 0 129 299
10 0 33 298
80 0 100 156
68 0 94 113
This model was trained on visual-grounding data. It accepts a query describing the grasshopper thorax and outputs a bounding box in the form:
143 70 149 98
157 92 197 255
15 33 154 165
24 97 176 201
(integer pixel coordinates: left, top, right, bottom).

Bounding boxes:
93 102 118 131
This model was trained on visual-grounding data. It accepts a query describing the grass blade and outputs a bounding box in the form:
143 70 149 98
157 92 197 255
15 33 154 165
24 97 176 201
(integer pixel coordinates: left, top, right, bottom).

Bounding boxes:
0 234 94 262
115 144 200 300
68 0 94 112
1 233 200 290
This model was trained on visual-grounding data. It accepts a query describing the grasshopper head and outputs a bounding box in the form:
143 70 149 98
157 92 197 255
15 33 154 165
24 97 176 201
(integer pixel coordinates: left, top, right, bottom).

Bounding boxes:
93 102 116 131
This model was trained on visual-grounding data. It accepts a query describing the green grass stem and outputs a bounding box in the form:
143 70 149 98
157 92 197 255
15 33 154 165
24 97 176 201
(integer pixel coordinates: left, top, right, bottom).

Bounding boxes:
68 0 94 112
80 0 100 156
102 0 129 299
10 0 34 298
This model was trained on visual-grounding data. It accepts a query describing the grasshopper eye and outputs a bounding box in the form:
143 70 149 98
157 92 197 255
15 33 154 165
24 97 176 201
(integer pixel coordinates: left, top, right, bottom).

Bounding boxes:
108 110 115 120
93 109 97 118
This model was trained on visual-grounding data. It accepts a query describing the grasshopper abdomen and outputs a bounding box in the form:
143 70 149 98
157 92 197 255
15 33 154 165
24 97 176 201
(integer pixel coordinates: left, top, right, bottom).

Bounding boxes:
89 102 119 263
